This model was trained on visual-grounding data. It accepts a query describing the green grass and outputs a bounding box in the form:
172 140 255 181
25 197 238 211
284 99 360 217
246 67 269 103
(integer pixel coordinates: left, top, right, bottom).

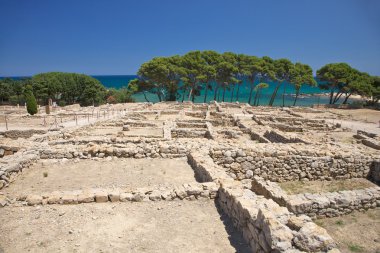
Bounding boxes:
315 220 324 226
348 244 364 252
335 220 344 226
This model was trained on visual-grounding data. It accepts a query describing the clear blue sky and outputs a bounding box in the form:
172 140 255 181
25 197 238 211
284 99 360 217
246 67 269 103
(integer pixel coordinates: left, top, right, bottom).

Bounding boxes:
1 0 379 76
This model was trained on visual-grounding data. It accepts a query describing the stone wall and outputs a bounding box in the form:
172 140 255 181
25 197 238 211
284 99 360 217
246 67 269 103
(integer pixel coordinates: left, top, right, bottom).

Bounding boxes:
218 181 338 252
251 176 380 219
210 146 376 181
0 150 39 190
286 188 380 219
0 146 19 158
16 182 219 207
184 111 206 118
176 122 207 128
171 129 207 138
42 142 189 159
123 120 158 127
0 129 47 139
371 161 380 184
187 152 232 183
263 130 306 144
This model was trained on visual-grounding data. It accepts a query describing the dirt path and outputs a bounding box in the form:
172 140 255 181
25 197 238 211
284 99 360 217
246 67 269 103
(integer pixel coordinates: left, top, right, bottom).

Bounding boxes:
325 119 380 135
0 201 250 253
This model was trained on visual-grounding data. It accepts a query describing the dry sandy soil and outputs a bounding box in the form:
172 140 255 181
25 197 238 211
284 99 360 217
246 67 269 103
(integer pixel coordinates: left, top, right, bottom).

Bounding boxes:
3 158 196 196
279 178 377 195
301 108 380 135
123 127 163 137
329 108 380 124
316 209 380 253
0 201 250 253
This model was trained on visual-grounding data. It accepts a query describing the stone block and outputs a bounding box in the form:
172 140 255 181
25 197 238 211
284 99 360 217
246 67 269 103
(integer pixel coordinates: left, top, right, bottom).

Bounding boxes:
62 194 78 204
26 195 43 206
109 190 120 202
78 192 95 203
95 190 109 203
294 222 336 252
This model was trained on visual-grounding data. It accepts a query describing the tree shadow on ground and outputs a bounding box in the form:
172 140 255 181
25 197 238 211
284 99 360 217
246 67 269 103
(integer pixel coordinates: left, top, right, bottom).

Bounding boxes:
214 199 251 253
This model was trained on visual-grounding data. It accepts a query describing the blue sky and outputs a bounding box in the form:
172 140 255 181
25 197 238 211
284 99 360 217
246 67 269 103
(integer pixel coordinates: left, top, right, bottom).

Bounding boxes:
0 0 379 76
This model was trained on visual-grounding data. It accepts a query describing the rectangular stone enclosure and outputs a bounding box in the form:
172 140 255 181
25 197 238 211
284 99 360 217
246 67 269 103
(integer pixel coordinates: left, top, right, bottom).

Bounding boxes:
3 157 197 196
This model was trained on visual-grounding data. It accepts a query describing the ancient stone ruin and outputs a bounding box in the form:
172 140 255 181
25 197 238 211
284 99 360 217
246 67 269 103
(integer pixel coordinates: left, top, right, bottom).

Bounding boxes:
0 101 379 252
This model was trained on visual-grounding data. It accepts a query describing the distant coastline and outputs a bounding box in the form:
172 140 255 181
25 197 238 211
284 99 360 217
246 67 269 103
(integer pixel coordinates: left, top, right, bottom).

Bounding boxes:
0 75 360 106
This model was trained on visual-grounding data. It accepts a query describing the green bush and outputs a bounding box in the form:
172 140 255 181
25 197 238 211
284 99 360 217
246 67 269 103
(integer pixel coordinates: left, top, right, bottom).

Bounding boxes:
24 85 38 115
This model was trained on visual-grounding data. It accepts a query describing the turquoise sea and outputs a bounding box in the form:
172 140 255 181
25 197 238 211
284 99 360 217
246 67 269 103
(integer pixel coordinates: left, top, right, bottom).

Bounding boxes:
93 75 348 106
2 75 356 106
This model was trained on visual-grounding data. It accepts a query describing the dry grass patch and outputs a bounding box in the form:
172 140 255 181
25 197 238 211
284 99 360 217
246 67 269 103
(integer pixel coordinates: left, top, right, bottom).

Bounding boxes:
279 178 377 195
317 209 380 253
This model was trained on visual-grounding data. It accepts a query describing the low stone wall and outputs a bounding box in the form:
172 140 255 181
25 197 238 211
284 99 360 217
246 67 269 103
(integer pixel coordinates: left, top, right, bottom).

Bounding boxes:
362 138 380 150
187 151 232 183
184 111 206 118
251 176 380 219
0 150 39 190
218 181 338 252
0 129 47 139
371 161 380 184
270 123 304 132
160 110 181 115
176 122 207 128
263 130 306 143
0 146 19 157
8 182 218 207
287 187 380 219
357 130 377 139
250 131 270 143
312 104 363 109
40 142 190 160
210 146 376 181
123 120 158 127
171 129 207 138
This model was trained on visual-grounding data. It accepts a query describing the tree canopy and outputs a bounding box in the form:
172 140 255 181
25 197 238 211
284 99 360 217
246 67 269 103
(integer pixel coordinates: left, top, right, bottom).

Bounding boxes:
316 63 374 104
0 72 136 107
134 51 316 106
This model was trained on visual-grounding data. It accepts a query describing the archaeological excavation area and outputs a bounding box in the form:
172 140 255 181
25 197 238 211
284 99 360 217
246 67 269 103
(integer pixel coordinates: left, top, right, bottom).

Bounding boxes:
0 101 379 253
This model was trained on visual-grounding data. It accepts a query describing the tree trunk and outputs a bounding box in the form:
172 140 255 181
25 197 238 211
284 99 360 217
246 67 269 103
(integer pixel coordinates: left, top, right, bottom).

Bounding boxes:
253 88 259 106
203 83 209 103
181 88 186 102
293 89 300 106
230 84 235 102
222 85 226 102
282 83 286 107
188 87 193 101
213 84 219 101
142 92 150 102
329 89 334 104
269 83 281 106
157 93 162 102
236 83 241 101
333 92 343 104
342 93 351 104
257 89 262 106
248 84 254 105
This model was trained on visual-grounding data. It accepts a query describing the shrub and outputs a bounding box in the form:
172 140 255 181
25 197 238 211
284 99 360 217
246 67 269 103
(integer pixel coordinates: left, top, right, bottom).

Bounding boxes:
348 244 364 252
24 85 38 115
58 101 66 107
